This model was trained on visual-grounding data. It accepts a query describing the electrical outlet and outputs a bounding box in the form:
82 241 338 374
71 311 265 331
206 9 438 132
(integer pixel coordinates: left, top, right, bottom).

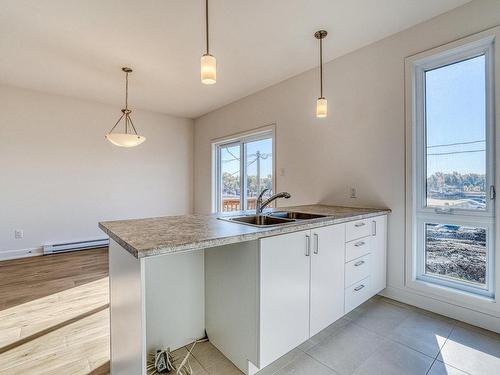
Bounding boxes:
15 229 24 239
279 168 285 177
350 187 357 199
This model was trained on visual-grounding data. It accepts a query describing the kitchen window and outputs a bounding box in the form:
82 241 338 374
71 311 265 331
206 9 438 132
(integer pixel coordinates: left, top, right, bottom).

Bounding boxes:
406 35 496 298
213 128 274 212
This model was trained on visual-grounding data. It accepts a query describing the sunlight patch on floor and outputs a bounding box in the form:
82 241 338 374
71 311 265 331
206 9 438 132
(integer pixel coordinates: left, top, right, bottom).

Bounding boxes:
0 277 109 351
0 308 110 375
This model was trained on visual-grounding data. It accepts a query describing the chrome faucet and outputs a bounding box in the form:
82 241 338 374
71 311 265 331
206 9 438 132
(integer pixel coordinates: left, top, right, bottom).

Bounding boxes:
256 189 291 214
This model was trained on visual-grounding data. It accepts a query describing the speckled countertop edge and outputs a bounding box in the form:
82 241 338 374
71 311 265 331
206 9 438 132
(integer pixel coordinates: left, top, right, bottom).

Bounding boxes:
99 205 391 259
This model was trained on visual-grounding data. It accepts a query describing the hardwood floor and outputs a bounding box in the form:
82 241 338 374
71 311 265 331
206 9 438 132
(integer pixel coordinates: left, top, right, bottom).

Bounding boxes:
0 248 110 375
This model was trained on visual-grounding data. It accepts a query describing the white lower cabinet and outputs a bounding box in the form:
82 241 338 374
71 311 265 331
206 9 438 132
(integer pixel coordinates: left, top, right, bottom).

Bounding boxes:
310 224 346 336
345 236 371 262
371 215 387 294
260 224 346 368
259 230 311 367
345 253 370 288
345 276 371 313
344 215 387 314
205 215 387 375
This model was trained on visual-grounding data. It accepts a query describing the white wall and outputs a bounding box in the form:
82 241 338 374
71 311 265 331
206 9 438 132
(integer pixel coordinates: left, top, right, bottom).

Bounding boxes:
194 0 500 329
0 85 193 257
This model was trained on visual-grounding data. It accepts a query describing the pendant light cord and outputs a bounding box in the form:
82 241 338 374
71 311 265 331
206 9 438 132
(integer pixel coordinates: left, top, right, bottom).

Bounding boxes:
205 0 209 54
124 71 139 135
125 71 129 133
125 70 129 110
319 37 323 98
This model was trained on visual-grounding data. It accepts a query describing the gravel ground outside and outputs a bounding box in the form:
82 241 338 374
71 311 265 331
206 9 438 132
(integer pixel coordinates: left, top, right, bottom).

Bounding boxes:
425 224 486 285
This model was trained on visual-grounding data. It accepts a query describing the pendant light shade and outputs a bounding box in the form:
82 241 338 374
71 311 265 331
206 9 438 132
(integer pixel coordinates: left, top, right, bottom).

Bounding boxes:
314 30 328 118
105 67 146 147
201 53 216 84
106 130 146 148
316 97 328 118
201 0 216 84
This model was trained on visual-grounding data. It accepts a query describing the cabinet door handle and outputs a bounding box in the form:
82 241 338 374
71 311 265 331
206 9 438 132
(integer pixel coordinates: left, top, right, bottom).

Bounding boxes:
354 284 365 292
355 222 365 227
313 233 319 254
372 220 376 236
305 234 311 256
354 241 365 247
354 260 365 267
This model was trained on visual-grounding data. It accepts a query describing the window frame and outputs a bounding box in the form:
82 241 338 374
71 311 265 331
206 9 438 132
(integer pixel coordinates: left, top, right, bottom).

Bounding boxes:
405 31 498 304
413 41 495 219
211 125 276 213
415 216 494 297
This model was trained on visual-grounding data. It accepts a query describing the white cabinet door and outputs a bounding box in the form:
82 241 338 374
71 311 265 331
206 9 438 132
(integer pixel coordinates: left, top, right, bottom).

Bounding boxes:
371 215 387 294
310 224 345 337
259 230 311 368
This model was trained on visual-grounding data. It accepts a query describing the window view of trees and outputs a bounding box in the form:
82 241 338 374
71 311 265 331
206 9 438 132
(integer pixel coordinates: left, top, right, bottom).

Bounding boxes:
222 173 272 198
426 171 486 210
218 135 273 212
222 172 240 198
247 174 273 197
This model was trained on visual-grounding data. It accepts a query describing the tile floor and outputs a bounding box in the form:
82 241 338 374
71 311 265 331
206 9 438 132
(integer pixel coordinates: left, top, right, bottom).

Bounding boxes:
171 296 500 375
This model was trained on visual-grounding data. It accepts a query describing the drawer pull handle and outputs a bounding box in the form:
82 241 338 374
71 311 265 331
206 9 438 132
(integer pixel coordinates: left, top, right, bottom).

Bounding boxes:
354 241 365 247
354 284 365 292
355 222 366 227
354 260 365 267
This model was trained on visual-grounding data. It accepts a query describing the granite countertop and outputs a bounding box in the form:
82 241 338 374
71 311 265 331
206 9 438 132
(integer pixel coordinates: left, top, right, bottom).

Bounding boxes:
98 205 391 259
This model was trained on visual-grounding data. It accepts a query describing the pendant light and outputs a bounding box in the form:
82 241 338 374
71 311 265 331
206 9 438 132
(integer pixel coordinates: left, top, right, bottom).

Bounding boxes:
105 67 146 147
315 30 328 118
201 0 216 84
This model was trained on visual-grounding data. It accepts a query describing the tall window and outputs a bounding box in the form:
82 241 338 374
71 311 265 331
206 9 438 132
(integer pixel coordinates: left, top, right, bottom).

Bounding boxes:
213 130 274 212
409 37 495 297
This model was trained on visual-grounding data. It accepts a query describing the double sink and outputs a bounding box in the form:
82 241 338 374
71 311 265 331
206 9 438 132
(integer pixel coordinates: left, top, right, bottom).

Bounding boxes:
219 211 331 228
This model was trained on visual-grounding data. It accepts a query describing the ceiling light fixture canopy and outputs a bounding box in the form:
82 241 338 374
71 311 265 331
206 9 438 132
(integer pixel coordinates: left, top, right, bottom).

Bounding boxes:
105 67 146 147
315 30 328 118
201 0 216 85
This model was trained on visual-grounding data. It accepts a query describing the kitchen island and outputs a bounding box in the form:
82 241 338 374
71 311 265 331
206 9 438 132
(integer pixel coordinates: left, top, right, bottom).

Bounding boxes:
99 205 390 375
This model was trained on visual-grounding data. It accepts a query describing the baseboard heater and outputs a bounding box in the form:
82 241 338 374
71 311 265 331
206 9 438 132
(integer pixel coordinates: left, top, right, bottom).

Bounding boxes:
43 238 109 255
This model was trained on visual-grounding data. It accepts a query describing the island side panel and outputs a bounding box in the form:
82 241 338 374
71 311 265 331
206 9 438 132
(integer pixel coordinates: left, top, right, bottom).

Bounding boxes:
144 250 205 353
205 241 260 374
109 239 146 375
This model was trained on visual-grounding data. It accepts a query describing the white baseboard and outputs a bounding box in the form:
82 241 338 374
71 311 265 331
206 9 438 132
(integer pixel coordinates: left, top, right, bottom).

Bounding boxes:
381 285 500 334
0 247 43 261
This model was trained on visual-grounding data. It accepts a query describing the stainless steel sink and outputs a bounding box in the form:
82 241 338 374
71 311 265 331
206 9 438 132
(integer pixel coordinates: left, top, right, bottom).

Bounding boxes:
219 211 331 228
223 215 295 227
268 211 328 220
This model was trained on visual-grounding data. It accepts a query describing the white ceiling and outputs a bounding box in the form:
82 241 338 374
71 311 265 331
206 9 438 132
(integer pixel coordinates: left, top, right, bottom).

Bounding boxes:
0 0 470 118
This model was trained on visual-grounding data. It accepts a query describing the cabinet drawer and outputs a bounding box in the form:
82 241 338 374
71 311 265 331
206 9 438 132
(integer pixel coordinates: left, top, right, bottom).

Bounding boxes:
345 237 371 262
345 277 371 314
345 254 370 288
346 219 372 242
